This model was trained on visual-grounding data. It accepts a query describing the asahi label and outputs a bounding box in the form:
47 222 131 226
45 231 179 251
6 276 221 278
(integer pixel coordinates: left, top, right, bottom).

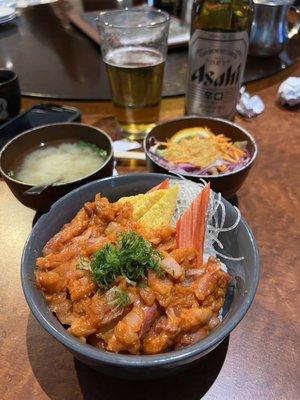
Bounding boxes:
186 30 249 119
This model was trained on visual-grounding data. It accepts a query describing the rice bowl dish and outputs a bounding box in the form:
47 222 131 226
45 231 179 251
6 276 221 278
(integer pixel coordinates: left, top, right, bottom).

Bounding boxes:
21 173 259 378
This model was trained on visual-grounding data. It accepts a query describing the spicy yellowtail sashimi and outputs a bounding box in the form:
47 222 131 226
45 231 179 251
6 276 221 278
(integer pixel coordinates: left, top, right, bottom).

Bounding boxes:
35 179 242 355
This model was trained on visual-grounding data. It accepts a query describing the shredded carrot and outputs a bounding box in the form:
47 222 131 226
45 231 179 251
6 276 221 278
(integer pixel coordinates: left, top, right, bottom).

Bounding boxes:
233 148 244 156
218 165 227 172
223 155 236 163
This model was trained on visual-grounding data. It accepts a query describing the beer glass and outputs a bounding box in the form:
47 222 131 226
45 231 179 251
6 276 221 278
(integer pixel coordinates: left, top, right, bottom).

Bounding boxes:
97 9 170 140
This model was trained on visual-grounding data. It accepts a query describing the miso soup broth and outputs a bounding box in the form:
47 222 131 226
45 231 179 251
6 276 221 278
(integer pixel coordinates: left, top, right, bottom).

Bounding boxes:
14 140 108 185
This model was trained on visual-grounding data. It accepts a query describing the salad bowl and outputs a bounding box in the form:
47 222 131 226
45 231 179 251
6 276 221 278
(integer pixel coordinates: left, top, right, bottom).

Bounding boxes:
144 117 258 199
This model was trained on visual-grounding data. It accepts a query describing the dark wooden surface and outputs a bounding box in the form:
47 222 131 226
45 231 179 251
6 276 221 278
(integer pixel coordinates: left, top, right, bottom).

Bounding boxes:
0 64 299 399
0 3 111 100
0 3 299 100
0 3 189 100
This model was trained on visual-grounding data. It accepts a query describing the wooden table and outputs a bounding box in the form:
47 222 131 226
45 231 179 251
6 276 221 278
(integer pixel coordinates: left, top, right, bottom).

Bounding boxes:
1 64 300 399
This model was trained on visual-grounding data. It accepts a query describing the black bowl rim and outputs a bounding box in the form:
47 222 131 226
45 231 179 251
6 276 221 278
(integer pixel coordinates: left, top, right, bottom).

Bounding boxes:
21 173 260 367
143 116 258 180
0 122 114 187
0 68 18 85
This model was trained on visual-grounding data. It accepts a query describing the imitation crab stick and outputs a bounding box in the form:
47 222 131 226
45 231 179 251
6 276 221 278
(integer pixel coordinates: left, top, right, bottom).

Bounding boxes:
147 179 169 193
176 183 211 267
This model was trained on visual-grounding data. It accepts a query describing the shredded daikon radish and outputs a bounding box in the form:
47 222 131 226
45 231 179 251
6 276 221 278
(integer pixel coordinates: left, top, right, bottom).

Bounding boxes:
214 251 244 261
171 178 205 225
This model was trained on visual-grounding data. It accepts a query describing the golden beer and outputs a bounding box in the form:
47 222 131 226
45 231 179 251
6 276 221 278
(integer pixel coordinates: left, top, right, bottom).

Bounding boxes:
105 47 165 140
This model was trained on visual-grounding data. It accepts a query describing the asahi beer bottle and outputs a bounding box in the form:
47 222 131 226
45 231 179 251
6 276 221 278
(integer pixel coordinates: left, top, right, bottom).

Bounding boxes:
185 0 253 120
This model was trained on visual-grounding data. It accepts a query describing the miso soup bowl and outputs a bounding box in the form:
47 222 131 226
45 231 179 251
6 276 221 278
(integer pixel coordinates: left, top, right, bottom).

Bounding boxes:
144 116 258 199
0 123 114 212
21 173 259 379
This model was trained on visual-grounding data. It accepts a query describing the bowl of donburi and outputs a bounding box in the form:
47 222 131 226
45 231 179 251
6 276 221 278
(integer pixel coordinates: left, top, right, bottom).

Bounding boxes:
21 173 259 378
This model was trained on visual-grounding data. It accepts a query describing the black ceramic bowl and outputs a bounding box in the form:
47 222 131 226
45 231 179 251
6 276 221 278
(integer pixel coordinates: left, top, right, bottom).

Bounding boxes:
144 117 258 199
21 173 259 379
0 123 114 212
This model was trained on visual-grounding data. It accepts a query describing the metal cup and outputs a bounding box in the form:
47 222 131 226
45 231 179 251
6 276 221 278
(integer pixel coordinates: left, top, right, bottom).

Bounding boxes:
249 0 300 57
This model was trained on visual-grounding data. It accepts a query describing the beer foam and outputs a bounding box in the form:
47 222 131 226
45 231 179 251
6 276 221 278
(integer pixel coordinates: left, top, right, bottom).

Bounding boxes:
105 47 164 68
